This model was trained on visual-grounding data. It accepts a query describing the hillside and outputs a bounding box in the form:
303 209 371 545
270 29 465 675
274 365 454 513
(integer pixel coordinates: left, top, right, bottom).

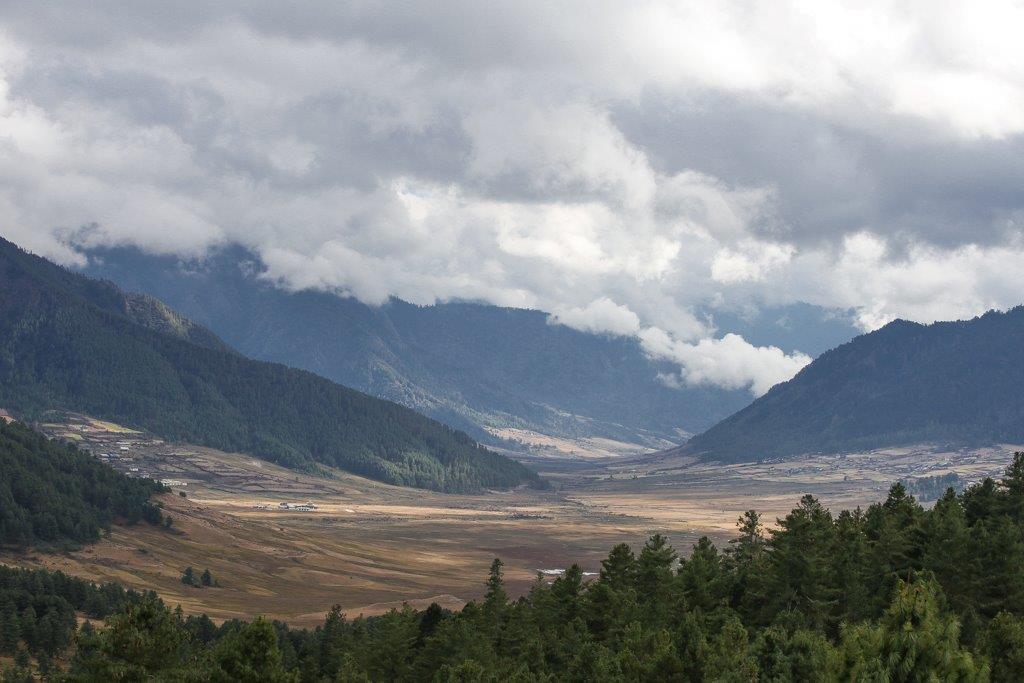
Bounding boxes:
0 420 165 548
0 238 537 492
79 247 855 447
684 308 1024 462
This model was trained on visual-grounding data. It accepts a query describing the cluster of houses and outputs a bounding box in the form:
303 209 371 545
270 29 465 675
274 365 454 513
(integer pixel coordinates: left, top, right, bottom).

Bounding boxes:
97 443 138 466
251 501 319 512
278 501 318 511
97 449 151 478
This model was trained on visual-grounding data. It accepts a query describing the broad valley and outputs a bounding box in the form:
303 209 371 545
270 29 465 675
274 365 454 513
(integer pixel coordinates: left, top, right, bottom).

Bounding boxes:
2 4 1022 679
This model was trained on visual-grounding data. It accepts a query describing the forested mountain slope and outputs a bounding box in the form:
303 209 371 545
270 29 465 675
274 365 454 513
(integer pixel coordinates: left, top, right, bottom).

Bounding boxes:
685 308 1024 462
0 239 231 354
78 247 783 446
0 238 537 492
0 420 165 548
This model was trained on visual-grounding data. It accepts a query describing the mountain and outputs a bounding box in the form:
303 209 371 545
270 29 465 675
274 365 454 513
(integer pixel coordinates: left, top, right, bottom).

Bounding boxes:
78 246 857 448
120 291 236 354
0 238 233 354
0 420 165 549
684 308 1024 461
0 237 537 492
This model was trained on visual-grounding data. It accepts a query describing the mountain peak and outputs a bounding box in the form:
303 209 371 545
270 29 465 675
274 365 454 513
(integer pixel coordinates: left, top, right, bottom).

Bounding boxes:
685 305 1024 461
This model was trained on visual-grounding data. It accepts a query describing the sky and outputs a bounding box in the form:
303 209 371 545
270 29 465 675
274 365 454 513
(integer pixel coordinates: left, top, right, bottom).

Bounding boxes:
2 1 1024 396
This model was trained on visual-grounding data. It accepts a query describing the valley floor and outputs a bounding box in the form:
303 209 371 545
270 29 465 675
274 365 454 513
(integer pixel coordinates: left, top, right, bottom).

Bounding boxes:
1 414 1016 626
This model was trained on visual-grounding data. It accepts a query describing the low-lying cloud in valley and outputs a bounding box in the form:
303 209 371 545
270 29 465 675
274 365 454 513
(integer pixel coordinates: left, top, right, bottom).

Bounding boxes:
2 1 1023 396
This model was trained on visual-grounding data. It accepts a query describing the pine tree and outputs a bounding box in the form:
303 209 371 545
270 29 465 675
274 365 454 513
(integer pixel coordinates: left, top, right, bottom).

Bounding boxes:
209 617 297 682
962 477 1001 526
728 511 768 627
201 569 213 587
416 603 445 647
840 578 988 681
706 614 758 681
318 605 348 679
761 494 835 629
582 580 640 646
985 612 1024 682
728 510 766 566
1000 452 1024 522
862 483 926 620
181 567 196 586
333 653 371 683
598 543 638 592
361 607 419 681
72 597 187 679
965 515 1024 617
550 565 585 625
17 607 35 652
678 536 727 615
0 604 19 654
637 534 677 624
675 610 709 681
482 558 508 653
919 489 971 612
483 558 507 613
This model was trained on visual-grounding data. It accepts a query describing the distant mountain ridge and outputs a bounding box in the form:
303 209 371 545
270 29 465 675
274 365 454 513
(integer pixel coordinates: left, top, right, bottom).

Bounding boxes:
683 307 1024 462
0 237 537 492
78 246 858 449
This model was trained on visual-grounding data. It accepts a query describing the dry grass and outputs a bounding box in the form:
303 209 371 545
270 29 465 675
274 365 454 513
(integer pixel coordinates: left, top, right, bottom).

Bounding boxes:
486 426 672 459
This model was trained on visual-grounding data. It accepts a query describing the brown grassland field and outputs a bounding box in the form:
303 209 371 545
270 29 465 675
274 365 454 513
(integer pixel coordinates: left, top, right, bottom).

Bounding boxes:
0 414 1017 627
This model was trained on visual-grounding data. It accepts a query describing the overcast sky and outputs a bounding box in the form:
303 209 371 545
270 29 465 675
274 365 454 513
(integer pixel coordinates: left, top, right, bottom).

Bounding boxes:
2 1 1023 395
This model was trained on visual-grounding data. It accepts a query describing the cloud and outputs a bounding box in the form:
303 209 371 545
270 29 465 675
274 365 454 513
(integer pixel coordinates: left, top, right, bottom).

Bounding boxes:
2 2 1024 395
548 298 641 337
783 232 1024 330
639 328 812 397
711 241 794 284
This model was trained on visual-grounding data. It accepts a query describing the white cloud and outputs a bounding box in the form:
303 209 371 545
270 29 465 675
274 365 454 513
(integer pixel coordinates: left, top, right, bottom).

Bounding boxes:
548 298 641 337
640 329 812 397
783 232 1024 330
711 241 795 284
2 2 1024 395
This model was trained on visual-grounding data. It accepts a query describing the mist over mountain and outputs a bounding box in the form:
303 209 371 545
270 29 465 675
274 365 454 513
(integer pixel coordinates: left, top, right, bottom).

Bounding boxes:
0 237 536 492
80 246 859 448
684 307 1024 462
